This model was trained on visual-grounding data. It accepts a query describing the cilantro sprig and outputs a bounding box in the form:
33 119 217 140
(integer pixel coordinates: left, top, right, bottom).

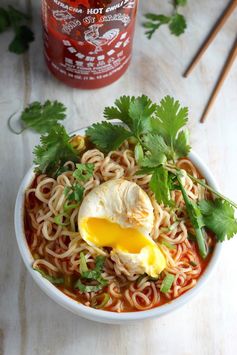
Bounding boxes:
33 125 78 177
8 100 67 135
21 101 67 134
199 199 237 242
0 5 34 54
144 0 187 39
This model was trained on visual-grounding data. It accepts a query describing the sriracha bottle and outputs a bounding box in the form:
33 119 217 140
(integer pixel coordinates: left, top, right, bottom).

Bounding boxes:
41 0 138 89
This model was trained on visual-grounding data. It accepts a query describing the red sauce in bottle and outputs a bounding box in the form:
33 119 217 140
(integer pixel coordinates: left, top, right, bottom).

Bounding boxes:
41 0 138 89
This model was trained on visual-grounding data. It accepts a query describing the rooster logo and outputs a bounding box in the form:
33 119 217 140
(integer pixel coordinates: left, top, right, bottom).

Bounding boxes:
84 24 120 54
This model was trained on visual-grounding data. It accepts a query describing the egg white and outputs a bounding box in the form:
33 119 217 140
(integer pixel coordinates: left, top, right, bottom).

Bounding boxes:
78 179 166 277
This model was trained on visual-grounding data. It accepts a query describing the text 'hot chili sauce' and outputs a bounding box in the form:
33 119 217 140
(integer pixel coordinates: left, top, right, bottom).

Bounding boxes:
41 0 138 89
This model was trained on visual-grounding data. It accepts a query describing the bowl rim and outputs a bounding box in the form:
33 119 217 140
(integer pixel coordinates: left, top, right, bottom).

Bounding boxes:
14 126 223 323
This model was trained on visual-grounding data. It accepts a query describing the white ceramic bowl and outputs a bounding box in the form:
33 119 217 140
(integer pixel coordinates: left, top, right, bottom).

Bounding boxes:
14 127 222 324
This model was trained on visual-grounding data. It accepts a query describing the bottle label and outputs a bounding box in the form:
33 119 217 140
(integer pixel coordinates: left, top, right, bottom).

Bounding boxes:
42 0 137 85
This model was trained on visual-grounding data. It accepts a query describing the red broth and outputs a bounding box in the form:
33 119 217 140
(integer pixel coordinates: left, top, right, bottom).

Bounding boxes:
24 174 216 313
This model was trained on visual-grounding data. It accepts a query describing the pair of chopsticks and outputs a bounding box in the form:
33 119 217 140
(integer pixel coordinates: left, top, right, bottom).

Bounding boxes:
184 0 237 123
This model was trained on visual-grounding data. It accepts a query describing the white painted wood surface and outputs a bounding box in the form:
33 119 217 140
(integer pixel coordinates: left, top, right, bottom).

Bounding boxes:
0 0 237 354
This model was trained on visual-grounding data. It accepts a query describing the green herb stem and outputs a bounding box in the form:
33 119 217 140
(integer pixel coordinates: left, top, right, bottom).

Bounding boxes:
177 175 208 259
188 174 237 209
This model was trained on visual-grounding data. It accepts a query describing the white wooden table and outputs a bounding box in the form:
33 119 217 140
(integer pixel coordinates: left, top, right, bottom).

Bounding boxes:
0 1 237 354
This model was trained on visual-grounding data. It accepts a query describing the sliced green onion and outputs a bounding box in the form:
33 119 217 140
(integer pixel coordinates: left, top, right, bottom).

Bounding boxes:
63 201 80 212
134 143 144 163
54 213 70 226
64 275 73 288
161 240 176 250
169 221 179 231
91 293 110 309
160 273 175 293
190 261 197 267
74 279 104 293
34 268 64 285
79 252 88 274
82 269 100 280
95 256 106 271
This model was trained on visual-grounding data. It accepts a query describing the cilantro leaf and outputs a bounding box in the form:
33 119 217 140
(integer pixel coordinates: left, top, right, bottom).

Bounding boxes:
73 163 94 183
20 100 66 134
141 133 170 167
128 95 157 137
75 255 107 293
0 8 10 33
74 280 105 293
143 1 187 39
169 13 187 36
7 5 30 27
151 96 190 160
1 6 34 54
34 268 64 285
199 199 237 242
104 95 134 128
33 125 78 176
64 163 94 204
175 0 187 6
86 122 132 153
64 184 84 203
9 25 34 54
105 95 156 137
143 14 170 39
174 130 190 158
149 166 172 206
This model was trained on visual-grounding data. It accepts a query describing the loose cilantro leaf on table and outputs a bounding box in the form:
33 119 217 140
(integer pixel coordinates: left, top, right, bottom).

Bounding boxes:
169 13 187 36
143 1 187 39
0 8 10 33
0 5 34 54
8 100 67 135
199 199 237 242
9 25 34 54
20 101 67 133
33 125 78 176
175 0 187 5
143 14 170 40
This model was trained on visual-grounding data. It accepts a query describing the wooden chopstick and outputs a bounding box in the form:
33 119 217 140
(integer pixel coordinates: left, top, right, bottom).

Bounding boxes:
200 37 237 123
184 0 237 78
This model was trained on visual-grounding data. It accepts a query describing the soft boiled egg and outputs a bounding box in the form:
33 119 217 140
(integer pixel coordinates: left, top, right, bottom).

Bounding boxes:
78 179 166 278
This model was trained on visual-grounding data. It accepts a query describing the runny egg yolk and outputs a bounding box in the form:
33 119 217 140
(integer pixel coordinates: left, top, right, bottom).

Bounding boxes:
81 217 166 276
